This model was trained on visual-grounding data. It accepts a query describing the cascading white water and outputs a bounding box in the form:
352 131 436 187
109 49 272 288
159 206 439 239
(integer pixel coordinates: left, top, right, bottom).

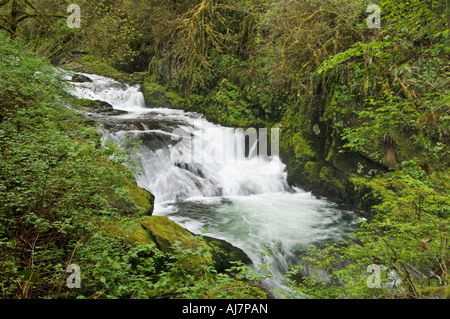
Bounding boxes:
67 73 359 297
66 72 146 112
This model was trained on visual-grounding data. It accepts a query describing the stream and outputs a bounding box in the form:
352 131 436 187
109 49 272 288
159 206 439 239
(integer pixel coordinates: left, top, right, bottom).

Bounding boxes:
66 72 360 297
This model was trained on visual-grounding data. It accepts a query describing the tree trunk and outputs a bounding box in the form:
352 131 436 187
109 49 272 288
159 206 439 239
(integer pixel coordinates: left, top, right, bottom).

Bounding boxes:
9 0 18 37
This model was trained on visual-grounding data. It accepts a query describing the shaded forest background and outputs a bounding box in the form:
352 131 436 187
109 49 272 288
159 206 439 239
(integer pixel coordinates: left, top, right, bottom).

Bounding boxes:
0 0 449 299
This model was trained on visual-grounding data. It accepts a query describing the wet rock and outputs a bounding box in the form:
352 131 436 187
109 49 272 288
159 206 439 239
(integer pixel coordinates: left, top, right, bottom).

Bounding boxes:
77 98 127 116
203 235 252 272
71 73 93 83
139 216 252 272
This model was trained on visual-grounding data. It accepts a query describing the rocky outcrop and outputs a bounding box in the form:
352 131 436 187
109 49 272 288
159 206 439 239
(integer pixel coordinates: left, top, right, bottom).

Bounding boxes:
77 99 128 116
280 115 389 214
71 73 93 83
140 78 185 109
203 235 252 273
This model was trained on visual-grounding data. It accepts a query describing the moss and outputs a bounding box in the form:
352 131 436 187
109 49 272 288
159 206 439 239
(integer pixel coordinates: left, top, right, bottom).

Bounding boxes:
140 216 212 271
141 80 166 101
125 185 154 216
418 286 450 299
93 157 155 216
304 162 323 181
319 166 343 190
164 91 186 108
140 216 253 272
141 79 185 108
222 281 270 299
203 236 252 273
62 54 146 85
292 133 316 162
76 98 97 109
80 56 127 79
104 220 154 246
141 216 201 252
104 216 209 269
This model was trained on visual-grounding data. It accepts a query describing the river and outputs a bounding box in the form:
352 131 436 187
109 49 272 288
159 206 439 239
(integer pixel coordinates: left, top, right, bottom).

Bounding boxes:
67 72 360 296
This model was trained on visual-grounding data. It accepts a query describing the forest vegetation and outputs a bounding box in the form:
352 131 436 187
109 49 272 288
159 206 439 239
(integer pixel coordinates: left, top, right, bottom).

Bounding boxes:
0 0 449 299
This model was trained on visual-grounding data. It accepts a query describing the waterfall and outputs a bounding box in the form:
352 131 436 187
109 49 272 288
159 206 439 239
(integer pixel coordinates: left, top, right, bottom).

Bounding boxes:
67 73 359 297
66 72 146 112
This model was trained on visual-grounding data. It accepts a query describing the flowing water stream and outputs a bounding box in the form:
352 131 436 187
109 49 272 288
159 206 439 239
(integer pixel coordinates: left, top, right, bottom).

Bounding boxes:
67 72 360 296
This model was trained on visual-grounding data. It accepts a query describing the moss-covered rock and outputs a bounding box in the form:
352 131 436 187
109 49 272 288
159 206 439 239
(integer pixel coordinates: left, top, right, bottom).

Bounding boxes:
99 162 155 216
203 236 252 273
104 220 154 246
141 216 201 252
71 73 93 83
60 54 145 85
76 98 128 116
106 215 252 273
140 216 252 271
140 79 185 108
125 185 155 216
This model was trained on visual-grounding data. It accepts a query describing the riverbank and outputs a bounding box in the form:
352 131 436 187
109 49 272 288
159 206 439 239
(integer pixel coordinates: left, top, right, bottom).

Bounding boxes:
0 35 268 299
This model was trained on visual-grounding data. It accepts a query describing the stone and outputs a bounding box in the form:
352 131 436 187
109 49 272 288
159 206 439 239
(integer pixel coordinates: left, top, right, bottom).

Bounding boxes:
140 216 252 271
141 216 201 253
203 235 252 272
77 98 127 116
71 73 93 83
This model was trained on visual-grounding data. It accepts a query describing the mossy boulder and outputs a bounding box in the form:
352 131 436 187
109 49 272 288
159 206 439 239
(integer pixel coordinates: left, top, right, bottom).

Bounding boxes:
104 220 154 247
100 162 155 216
106 215 252 273
141 79 185 108
203 236 252 273
60 54 146 85
71 73 93 83
140 216 252 271
77 98 128 116
141 216 202 253
125 185 155 216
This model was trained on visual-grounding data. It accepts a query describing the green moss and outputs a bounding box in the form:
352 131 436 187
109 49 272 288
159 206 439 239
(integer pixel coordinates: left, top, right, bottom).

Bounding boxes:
76 98 96 109
125 185 154 216
203 236 252 273
141 79 185 108
164 91 186 108
63 54 145 85
418 286 450 299
305 162 323 178
222 281 270 299
104 221 154 246
141 216 201 252
140 216 211 270
318 165 332 182
292 133 316 162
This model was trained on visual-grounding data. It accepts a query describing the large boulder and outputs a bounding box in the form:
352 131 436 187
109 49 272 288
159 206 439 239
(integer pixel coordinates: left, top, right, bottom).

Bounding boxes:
203 235 252 273
141 216 252 271
71 73 93 83
140 79 185 109
77 98 127 116
106 215 252 272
